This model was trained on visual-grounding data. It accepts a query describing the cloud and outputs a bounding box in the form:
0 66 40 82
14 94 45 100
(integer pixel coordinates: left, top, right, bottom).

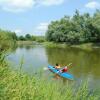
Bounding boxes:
0 0 35 13
14 29 22 33
14 29 23 36
85 1 100 9
0 0 65 13
33 22 49 36
36 0 64 6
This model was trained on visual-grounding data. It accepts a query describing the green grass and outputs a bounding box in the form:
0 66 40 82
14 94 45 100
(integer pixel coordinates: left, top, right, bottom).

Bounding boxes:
42 42 69 48
43 42 100 51
0 60 100 100
17 41 34 45
70 43 94 51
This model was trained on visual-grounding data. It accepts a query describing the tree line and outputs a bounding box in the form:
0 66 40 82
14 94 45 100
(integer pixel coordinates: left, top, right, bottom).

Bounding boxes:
18 34 45 42
46 10 100 44
0 29 45 47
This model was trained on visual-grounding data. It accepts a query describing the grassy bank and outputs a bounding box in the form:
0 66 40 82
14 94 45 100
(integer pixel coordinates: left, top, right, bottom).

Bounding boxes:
42 42 100 51
42 42 69 48
70 43 95 51
17 41 34 45
71 43 100 48
0 60 99 100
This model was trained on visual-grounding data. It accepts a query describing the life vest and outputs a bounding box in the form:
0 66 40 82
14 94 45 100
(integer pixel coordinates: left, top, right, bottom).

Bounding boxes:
62 67 68 72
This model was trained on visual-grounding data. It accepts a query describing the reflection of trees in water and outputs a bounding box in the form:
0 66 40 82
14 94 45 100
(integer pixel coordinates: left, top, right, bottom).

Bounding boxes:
10 45 34 53
18 45 34 50
2 44 17 54
45 47 100 78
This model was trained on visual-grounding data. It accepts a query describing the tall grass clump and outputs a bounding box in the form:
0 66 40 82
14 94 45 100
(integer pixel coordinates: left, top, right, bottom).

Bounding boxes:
0 29 17 51
0 61 100 100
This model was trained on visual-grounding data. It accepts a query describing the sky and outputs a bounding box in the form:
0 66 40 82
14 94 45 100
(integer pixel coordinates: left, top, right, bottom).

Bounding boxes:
0 0 100 36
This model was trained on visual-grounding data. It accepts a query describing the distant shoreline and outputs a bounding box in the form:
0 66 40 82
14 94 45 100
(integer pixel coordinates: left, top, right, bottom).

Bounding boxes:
17 41 35 45
17 41 100 50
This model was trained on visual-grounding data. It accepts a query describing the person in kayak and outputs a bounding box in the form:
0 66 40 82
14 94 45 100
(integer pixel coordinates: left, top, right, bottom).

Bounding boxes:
56 63 72 73
56 66 68 73
55 63 61 69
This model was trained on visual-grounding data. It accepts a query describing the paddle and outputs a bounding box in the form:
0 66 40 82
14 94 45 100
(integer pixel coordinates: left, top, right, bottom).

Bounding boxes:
43 67 48 71
62 63 72 69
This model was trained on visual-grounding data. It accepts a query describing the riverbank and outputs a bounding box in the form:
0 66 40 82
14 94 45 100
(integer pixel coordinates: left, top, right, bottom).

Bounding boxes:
17 41 34 45
70 43 100 52
42 42 100 50
0 61 100 100
42 42 69 48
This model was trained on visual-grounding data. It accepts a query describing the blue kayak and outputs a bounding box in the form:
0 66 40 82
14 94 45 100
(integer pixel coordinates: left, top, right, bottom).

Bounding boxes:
48 65 74 80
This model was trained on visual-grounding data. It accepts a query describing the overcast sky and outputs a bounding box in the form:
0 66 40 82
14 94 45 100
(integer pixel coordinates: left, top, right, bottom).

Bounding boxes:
0 0 100 36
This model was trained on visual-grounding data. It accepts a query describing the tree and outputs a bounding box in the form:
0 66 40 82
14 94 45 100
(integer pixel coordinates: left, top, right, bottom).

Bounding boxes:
11 32 18 40
18 36 26 41
45 10 100 44
92 10 100 41
25 34 31 40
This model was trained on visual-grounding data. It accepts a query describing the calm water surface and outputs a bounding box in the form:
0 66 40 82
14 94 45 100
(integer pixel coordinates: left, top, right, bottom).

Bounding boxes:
8 45 100 90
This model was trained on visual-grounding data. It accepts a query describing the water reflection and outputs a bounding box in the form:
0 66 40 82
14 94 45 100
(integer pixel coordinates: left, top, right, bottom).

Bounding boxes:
18 44 35 50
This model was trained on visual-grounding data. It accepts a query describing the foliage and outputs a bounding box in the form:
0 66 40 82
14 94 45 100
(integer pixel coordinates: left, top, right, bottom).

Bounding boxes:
18 34 46 42
43 42 68 48
46 10 100 44
25 34 32 40
18 36 26 41
0 29 17 51
34 36 46 42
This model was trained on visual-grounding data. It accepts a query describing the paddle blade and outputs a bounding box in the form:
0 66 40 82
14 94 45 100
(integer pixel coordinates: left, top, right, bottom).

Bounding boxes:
43 67 48 71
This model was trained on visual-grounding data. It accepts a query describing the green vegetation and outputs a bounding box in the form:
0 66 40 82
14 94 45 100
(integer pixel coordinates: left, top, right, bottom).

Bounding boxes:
0 29 17 51
18 34 46 42
31 36 46 42
0 61 99 100
46 10 100 44
43 42 69 48
17 41 34 45
71 43 94 51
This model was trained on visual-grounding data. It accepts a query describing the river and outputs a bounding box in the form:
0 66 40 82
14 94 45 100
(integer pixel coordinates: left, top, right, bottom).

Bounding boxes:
7 44 100 90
